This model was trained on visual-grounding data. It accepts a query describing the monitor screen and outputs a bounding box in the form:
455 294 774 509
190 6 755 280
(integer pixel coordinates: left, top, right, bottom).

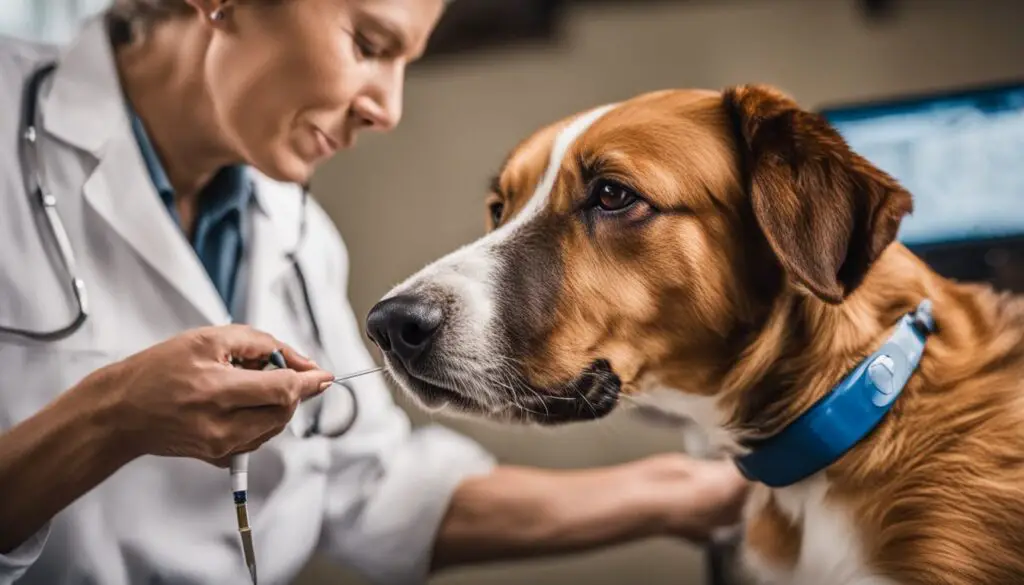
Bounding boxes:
821 82 1024 248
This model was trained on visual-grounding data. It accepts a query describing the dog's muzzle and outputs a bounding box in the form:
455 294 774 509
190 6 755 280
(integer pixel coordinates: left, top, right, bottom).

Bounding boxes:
365 294 622 424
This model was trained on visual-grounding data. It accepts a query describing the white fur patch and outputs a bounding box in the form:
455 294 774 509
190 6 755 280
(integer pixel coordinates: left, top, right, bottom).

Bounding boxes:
740 474 899 585
631 378 738 457
382 103 620 372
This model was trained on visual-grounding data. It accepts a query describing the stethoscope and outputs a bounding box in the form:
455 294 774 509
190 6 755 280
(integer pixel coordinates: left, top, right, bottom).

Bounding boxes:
7 60 360 438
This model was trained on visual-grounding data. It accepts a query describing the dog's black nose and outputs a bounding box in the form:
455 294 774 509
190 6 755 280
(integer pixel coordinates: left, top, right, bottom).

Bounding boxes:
366 295 444 366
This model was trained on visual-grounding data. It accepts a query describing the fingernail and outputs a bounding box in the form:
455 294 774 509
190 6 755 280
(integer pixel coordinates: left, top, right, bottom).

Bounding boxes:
319 381 333 391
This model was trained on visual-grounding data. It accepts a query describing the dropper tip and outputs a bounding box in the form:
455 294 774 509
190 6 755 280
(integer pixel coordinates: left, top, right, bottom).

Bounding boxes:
332 366 384 384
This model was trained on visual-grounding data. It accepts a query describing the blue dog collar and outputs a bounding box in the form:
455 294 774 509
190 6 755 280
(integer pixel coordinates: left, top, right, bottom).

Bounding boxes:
733 299 936 488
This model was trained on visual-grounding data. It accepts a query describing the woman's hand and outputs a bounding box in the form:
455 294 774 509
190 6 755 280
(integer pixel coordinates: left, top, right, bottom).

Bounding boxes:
84 324 334 465
636 453 750 544
0 325 333 554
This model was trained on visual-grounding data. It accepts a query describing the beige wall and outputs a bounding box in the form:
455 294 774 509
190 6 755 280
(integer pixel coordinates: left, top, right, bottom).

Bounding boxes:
298 0 1024 583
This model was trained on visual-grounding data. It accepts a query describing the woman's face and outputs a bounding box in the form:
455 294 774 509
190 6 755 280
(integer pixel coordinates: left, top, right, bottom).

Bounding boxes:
200 0 445 184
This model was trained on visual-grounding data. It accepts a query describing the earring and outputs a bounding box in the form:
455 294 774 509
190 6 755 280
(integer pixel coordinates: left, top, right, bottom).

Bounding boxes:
210 7 225 21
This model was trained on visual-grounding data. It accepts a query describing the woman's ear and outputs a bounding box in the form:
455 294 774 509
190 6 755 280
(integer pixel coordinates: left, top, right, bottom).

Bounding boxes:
723 84 914 304
182 0 230 24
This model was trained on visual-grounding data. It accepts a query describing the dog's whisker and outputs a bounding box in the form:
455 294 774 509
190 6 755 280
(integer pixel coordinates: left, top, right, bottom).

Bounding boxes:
574 387 599 418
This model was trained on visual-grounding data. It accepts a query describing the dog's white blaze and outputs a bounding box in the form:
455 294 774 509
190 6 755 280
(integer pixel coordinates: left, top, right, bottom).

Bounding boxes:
383 103 620 350
511 102 620 224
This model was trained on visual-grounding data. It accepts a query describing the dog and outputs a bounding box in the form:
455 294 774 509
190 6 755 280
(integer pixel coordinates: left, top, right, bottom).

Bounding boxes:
364 85 1024 585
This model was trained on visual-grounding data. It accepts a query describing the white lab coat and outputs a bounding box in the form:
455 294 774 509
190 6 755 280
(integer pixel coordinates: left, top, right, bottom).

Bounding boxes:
0 17 494 585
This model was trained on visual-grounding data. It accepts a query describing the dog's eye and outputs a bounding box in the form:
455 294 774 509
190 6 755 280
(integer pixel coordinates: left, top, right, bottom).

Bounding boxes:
595 181 638 212
488 201 505 226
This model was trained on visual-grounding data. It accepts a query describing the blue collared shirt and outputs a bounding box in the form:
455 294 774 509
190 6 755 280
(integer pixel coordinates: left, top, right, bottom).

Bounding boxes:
128 109 252 320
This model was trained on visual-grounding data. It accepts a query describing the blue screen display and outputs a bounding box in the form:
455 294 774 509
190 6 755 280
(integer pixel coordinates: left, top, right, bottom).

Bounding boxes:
822 84 1024 246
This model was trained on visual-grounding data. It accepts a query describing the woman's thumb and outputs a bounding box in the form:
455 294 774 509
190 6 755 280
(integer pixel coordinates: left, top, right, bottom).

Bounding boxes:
296 369 336 401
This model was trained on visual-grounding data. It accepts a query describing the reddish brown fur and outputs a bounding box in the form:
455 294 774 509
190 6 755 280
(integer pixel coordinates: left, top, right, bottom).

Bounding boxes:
482 85 1024 583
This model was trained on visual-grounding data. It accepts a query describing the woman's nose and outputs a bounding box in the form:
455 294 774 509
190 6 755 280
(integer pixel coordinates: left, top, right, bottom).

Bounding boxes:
352 65 404 132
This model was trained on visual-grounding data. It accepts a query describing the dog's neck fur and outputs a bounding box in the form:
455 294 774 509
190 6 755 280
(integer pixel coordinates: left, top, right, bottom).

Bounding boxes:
715 243 940 448
707 243 1024 584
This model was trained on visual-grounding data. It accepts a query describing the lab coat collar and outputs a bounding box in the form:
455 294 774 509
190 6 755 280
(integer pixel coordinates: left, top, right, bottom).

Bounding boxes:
248 175 305 263
41 17 233 326
244 175 311 330
40 16 125 155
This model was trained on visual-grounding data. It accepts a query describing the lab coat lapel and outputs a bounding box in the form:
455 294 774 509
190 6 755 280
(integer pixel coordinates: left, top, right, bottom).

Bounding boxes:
247 177 347 370
41 17 230 326
81 140 232 326
245 176 303 334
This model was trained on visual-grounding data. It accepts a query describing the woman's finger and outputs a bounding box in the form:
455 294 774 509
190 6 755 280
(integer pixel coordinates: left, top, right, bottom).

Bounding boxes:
275 343 323 372
203 455 234 469
200 324 289 364
213 367 333 409
204 403 294 457
203 416 289 468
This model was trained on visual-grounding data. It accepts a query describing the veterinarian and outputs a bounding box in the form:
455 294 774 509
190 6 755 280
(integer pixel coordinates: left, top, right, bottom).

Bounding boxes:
0 1 749 583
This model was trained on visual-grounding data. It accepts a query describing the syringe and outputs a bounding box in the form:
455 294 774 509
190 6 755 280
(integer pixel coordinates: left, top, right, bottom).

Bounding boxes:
228 350 287 585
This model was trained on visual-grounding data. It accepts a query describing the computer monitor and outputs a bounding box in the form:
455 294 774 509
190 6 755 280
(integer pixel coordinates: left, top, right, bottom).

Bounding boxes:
819 80 1024 292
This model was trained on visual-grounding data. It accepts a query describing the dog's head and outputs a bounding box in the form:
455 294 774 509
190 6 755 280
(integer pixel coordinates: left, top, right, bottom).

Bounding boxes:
366 85 913 426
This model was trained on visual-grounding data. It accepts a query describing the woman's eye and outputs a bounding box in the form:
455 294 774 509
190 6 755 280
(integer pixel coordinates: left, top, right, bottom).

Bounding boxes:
594 181 639 212
353 34 383 59
489 202 505 226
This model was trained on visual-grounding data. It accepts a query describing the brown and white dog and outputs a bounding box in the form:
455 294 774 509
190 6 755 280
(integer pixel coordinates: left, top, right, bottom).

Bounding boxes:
365 85 1024 585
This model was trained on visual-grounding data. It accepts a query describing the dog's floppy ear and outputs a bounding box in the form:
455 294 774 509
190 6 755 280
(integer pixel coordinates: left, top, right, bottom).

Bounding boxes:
723 84 913 304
